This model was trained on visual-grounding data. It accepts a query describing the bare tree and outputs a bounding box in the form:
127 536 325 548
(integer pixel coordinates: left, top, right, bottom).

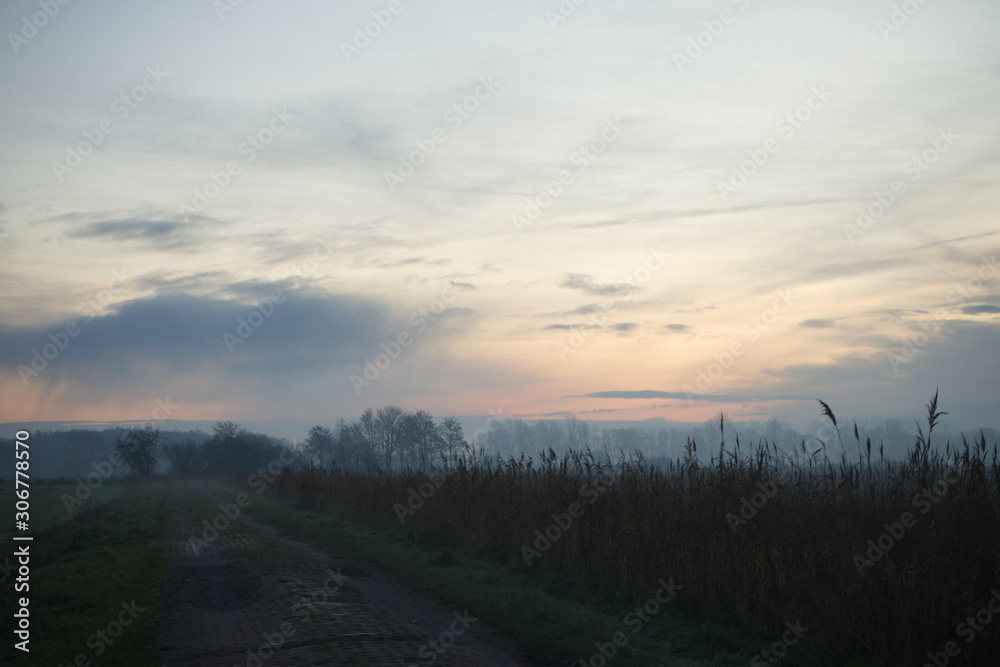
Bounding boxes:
374 405 406 469
163 440 202 476
304 425 336 467
333 419 370 468
401 410 443 469
564 413 590 451
115 425 164 476
437 416 467 465
213 420 244 442
359 408 379 468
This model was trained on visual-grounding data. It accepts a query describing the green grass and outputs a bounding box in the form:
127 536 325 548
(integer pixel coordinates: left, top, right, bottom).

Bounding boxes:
0 479 127 541
0 481 167 666
209 479 761 666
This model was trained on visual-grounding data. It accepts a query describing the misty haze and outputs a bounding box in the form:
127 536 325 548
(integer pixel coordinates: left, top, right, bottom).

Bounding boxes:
1 1 998 666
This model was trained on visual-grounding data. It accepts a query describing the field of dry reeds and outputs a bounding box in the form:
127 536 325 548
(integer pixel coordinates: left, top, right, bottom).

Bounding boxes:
265 394 1000 666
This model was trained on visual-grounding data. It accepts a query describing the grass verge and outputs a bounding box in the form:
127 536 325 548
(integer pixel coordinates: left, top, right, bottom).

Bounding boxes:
0 480 127 541
208 479 762 666
0 480 166 666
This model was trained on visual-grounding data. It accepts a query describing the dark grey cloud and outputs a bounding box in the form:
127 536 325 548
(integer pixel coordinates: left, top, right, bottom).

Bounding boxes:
224 278 303 299
801 319 837 328
134 271 229 294
545 304 606 317
577 390 801 402
377 257 424 269
664 323 688 331
873 309 928 323
611 322 636 333
961 304 1000 315
560 274 637 296
0 291 401 392
760 320 1000 428
64 217 211 250
543 323 599 331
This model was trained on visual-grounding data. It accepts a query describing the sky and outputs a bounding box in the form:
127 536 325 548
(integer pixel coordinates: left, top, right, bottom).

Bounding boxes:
0 0 998 431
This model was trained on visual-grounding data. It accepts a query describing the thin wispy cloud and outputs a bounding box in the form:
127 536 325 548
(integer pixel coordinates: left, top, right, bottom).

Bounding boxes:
0 0 997 428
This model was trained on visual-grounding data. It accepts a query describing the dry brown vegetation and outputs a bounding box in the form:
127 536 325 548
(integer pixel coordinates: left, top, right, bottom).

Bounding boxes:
266 394 1000 666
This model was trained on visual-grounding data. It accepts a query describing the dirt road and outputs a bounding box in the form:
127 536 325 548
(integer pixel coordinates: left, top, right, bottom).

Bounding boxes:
155 481 531 666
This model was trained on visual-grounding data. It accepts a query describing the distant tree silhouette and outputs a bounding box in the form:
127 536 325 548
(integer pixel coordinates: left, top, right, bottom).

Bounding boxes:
312 408 467 470
401 410 444 469
437 416 467 465
337 419 375 469
163 440 203 476
115 425 164 476
374 405 406 469
200 421 291 476
304 426 336 467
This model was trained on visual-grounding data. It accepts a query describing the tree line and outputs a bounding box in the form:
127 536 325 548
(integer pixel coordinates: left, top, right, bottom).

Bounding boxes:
108 406 469 477
300 407 467 470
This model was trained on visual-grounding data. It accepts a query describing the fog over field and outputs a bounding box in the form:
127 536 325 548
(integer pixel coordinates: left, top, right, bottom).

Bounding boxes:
2 4 1000 665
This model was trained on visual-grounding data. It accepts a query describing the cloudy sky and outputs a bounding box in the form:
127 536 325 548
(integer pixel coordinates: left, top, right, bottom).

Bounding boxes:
1 0 998 429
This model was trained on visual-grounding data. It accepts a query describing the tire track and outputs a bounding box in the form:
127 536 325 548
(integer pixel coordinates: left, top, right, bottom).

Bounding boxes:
156 480 530 666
